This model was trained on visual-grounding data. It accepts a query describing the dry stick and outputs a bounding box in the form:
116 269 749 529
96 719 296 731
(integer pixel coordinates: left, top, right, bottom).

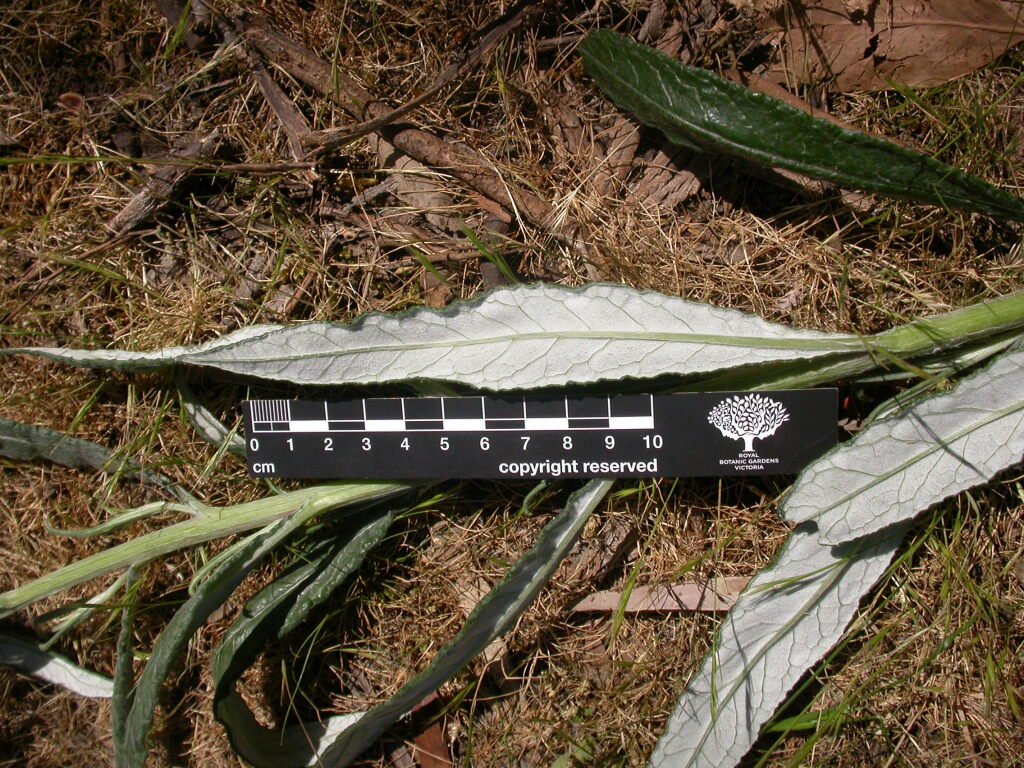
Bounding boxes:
108 130 222 235
306 1 536 152
244 22 556 232
249 57 312 162
222 14 314 171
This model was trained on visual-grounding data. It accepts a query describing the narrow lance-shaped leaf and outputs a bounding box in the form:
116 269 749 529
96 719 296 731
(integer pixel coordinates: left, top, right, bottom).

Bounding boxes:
0 416 179 493
117 503 324 768
0 481 408 617
175 371 245 456
648 521 910 768
0 284 865 389
580 30 1024 221
6 285 1024 392
315 479 614 767
782 340 1024 545
212 508 397 768
651 338 1024 767
112 566 140 754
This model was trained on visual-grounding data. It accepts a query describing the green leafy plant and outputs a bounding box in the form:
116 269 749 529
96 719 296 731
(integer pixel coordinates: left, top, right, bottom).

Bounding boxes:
647 344 1024 767
4 28 1024 768
3 284 1024 767
579 30 1024 221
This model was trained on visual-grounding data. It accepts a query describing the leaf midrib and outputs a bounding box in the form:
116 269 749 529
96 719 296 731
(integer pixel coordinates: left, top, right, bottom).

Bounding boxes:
189 329 861 365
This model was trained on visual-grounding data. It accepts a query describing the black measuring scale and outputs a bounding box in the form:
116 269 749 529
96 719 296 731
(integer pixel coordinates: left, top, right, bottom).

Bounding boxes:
244 390 837 479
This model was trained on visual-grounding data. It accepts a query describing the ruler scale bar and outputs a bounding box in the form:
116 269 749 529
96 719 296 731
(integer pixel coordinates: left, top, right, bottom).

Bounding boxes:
244 391 837 479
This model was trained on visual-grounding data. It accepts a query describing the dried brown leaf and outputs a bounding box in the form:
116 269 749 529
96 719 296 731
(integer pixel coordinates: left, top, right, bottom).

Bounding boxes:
769 0 1024 90
411 723 453 768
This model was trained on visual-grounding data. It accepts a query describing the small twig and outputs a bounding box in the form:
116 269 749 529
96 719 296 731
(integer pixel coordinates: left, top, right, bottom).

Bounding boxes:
245 20 556 231
108 130 221 235
306 1 536 152
320 176 402 216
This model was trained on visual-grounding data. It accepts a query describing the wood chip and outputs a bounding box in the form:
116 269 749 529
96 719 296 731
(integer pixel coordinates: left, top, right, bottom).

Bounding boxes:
571 576 750 613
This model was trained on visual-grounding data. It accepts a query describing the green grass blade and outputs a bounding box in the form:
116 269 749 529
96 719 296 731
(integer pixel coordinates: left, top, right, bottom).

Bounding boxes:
0 482 409 617
580 30 1024 221
212 508 396 767
782 341 1024 544
460 224 519 283
316 479 614 767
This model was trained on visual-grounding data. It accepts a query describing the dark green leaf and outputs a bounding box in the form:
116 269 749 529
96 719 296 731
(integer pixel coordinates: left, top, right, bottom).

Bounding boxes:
316 479 613 767
0 417 178 491
580 30 1024 221
211 509 396 768
112 566 141 753
116 515 309 768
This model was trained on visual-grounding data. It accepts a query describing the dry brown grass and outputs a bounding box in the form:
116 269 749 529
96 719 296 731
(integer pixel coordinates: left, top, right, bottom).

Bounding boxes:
2 0 1023 766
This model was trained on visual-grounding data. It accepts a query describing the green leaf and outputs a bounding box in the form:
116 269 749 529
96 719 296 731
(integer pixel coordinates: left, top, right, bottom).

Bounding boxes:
0 284 858 389
0 416 178 491
782 341 1024 544
648 521 911 768
112 566 141 753
211 508 396 768
175 371 245 457
0 481 408 617
117 504 321 768
651 338 1024 767
7 285 1024 393
314 479 613 767
44 500 204 540
580 30 1024 221
0 632 114 698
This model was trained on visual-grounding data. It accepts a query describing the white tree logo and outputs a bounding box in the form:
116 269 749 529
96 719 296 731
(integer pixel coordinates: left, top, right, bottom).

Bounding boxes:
708 394 790 453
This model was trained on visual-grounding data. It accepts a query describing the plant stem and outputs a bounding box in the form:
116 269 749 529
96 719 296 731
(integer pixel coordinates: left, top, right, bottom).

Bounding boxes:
0 482 410 617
